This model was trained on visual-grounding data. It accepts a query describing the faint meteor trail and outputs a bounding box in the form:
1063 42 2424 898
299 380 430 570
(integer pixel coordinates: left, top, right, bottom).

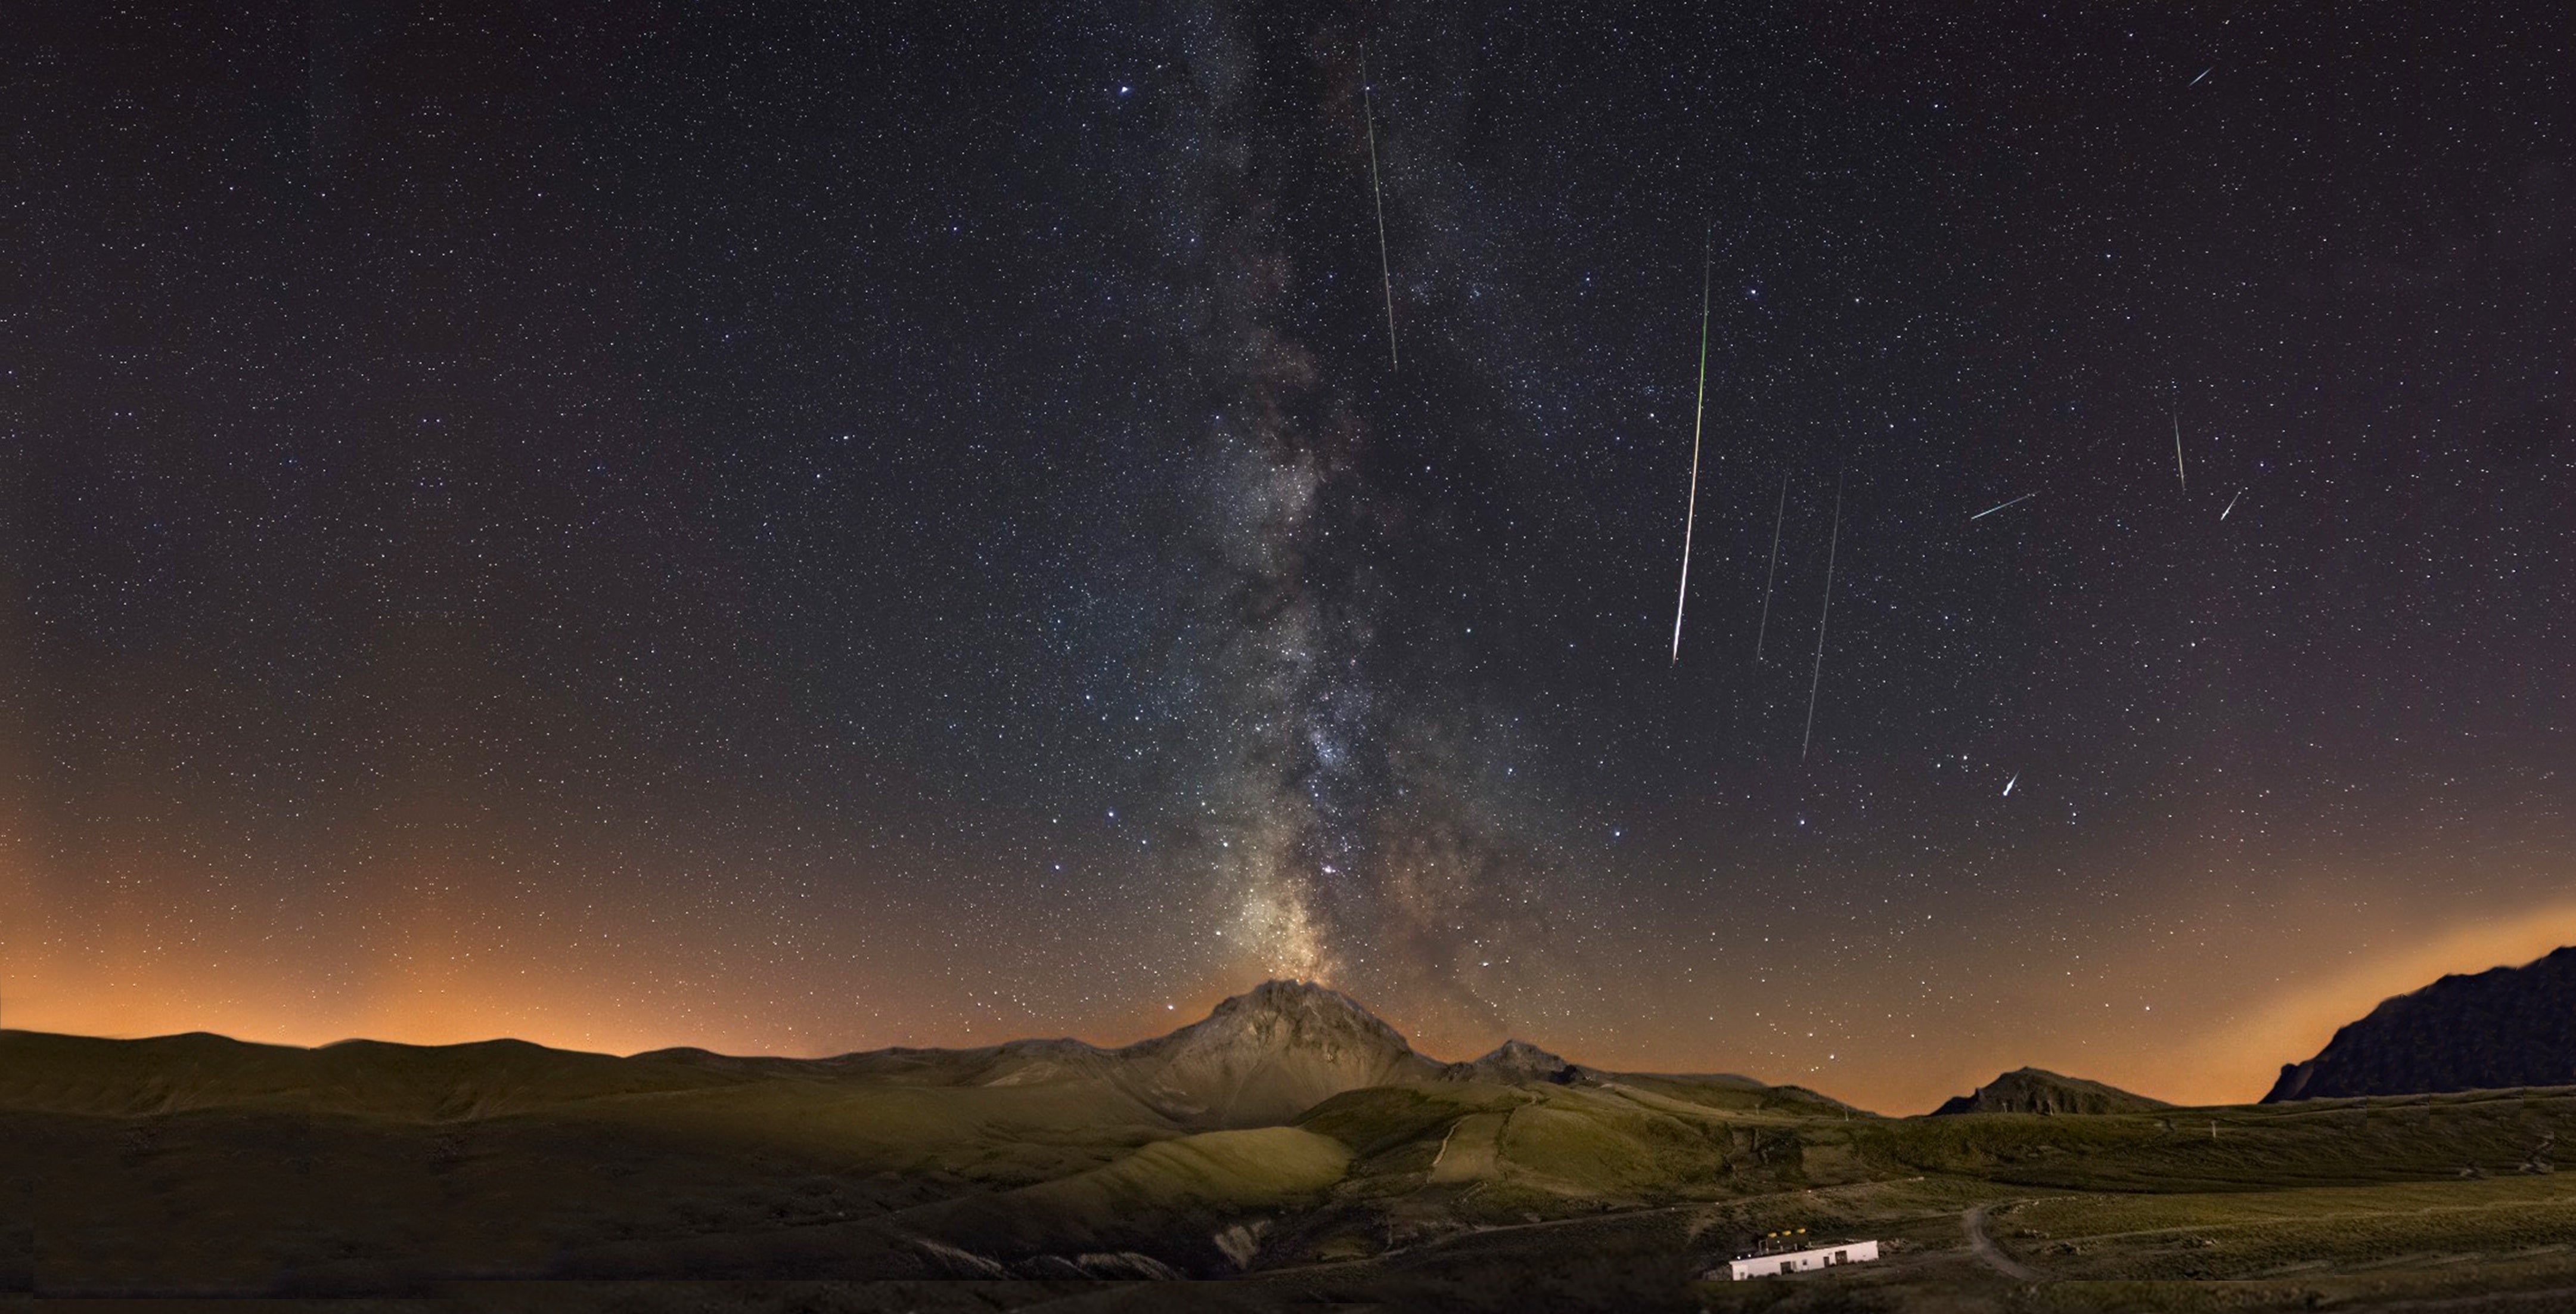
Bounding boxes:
1668 240 1713 663
1754 470 1787 661
2189 65 2214 86
2221 488 2244 520
1969 491 2035 521
1801 469 1845 760
1360 47 1398 371
2003 772 2018 797
2172 398 2187 491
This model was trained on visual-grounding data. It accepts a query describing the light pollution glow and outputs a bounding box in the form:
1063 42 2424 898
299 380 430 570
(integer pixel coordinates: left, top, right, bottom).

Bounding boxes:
9 836 2574 1115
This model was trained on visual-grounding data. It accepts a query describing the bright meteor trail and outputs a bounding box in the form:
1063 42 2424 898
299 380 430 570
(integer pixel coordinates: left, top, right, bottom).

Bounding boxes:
1668 240 1712 663
2221 488 2244 520
1969 491 2036 521
1360 47 1398 371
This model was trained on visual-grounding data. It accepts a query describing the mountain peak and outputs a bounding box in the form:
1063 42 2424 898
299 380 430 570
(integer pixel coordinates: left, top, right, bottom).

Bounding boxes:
1212 977 1376 1016
1929 1067 2170 1116
1451 1038 1579 1085
1166 980 1416 1056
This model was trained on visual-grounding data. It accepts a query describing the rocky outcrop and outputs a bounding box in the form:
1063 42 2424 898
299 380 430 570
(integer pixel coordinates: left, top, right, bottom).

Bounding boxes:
1930 1067 2170 1116
2266 947 2576 1102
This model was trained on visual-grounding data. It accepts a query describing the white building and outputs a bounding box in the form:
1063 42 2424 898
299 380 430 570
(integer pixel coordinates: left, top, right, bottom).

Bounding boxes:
1725 1238 1880 1281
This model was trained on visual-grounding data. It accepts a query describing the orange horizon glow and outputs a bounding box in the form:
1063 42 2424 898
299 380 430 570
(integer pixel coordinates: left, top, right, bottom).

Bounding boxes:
11 900 2575 1117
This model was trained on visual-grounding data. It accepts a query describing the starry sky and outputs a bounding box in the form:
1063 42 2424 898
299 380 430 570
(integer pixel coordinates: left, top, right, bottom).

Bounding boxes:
2 2 2571 1114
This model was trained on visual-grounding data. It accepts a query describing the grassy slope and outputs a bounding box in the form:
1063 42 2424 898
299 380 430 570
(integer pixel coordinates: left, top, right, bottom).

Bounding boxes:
1855 1087 2576 1191
1998 1176 2576 1278
898 1126 1353 1264
13 1028 2576 1309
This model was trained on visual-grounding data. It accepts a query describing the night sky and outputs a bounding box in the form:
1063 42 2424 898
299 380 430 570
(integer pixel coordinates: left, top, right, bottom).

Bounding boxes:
4 3 2571 1114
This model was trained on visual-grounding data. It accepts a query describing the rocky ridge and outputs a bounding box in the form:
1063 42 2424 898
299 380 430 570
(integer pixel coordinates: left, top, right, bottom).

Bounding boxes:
2267 946 2576 1101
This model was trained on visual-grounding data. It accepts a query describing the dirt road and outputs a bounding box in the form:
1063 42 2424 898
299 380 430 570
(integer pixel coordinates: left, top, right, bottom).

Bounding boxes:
1963 1203 2044 1281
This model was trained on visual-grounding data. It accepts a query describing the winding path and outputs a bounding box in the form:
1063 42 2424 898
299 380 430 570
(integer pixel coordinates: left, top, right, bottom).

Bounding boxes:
1427 1092 1540 1183
1963 1203 2045 1281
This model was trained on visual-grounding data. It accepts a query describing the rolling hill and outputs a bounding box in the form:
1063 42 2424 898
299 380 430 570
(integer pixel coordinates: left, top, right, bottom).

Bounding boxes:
13 978 2576 1308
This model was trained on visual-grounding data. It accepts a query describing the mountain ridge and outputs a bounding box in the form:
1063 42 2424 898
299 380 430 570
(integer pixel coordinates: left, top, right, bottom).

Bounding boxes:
2 980 1864 1125
2267 946 2576 1102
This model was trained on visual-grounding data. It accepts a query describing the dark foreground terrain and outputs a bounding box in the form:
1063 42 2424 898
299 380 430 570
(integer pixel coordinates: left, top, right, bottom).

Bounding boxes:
8 985 2575 1312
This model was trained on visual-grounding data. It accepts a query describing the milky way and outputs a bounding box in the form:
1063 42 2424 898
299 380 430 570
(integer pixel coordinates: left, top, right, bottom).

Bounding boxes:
1151 4 1565 1031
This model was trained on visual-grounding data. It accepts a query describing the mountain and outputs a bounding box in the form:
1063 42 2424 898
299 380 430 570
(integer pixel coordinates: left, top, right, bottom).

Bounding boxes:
1109 979 1444 1126
1929 1067 2171 1116
1445 1038 1581 1085
2265 946 2576 1102
644 978 1448 1128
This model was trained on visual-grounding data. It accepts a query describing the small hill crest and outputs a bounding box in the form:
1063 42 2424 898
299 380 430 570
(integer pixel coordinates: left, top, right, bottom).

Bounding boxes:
1930 1067 2170 1116
1445 1039 1580 1085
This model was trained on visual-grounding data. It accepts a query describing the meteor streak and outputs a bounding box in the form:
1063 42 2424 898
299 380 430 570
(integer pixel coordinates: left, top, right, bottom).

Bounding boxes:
1668 239 1713 663
1801 469 1845 760
1360 47 1398 371
2003 772 2018 797
2221 488 2244 520
2189 65 2213 86
1969 491 2036 521
2172 398 2187 491
1754 470 1787 661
